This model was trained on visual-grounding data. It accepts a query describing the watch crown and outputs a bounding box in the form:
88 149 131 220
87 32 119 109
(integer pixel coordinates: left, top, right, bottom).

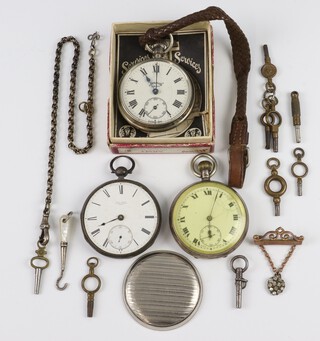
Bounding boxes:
198 161 213 181
114 166 129 179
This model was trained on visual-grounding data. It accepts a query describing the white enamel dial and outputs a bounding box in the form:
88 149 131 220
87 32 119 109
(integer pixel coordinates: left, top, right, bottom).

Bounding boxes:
118 59 195 131
81 180 161 257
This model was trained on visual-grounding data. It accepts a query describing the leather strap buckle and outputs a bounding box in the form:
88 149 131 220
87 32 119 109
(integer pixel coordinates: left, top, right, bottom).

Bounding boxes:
228 145 249 188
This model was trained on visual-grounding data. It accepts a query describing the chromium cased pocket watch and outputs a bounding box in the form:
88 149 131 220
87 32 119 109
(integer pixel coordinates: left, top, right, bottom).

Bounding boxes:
169 154 249 259
81 156 161 258
118 34 201 133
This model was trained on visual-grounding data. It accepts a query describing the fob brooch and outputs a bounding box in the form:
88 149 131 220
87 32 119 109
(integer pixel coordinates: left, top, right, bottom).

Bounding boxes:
170 154 248 258
118 34 201 135
81 156 161 258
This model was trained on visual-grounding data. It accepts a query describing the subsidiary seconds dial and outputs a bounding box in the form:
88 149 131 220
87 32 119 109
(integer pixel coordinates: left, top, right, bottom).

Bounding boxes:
81 157 161 258
118 59 195 132
169 154 248 259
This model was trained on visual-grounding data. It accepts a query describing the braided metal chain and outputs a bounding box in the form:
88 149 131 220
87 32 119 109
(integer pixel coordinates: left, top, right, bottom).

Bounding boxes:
259 245 297 273
39 32 99 246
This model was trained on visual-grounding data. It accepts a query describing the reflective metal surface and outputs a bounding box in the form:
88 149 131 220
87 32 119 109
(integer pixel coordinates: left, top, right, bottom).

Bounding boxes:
123 251 202 330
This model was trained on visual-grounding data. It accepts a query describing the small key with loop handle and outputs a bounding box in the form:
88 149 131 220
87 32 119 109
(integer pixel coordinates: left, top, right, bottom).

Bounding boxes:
261 45 277 80
291 148 308 196
260 110 275 150
30 242 50 294
264 158 287 216
230 255 249 309
260 45 281 152
81 257 101 317
265 110 282 153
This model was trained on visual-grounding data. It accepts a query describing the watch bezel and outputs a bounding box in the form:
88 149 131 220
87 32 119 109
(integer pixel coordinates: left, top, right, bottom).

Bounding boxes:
169 180 249 259
118 58 196 132
81 179 162 258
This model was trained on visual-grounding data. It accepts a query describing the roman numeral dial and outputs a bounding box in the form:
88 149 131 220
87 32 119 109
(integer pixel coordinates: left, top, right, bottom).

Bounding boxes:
119 58 195 132
81 180 161 258
170 181 248 258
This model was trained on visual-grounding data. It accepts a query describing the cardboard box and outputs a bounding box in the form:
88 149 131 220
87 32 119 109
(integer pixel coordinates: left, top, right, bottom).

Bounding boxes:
108 21 214 153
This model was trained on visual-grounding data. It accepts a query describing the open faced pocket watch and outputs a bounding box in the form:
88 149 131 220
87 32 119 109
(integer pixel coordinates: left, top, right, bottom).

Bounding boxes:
81 156 161 258
118 34 201 137
170 154 248 258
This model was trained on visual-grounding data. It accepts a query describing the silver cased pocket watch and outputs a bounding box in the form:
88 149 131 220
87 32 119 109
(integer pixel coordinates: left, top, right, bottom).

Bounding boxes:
169 154 249 259
80 156 161 258
118 34 201 135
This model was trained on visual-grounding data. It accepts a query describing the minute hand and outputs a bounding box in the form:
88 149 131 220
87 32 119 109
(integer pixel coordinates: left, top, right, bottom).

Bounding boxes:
209 190 220 216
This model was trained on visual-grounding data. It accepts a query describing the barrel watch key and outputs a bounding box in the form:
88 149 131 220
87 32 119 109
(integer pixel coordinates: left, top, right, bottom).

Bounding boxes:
118 34 201 136
170 154 249 258
81 156 161 258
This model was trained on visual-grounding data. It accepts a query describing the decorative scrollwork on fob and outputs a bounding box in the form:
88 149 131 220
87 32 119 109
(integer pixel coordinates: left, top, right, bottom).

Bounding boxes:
253 227 304 246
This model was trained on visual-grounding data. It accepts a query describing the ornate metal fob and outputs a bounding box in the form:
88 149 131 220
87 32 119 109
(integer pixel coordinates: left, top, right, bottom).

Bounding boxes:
253 227 304 295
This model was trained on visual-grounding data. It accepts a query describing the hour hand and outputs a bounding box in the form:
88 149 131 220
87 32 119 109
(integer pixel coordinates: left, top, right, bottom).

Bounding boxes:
99 214 124 226
140 68 152 84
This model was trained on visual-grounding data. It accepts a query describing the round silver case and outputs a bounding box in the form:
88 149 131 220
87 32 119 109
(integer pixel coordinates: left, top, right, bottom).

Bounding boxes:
123 251 202 330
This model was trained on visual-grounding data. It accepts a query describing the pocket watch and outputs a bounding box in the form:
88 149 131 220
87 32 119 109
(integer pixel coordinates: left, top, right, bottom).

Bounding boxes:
169 154 248 258
81 156 161 258
118 35 201 134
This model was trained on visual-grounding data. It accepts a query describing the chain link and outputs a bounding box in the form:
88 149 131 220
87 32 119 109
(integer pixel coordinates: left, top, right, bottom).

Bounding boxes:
36 33 99 248
259 244 296 273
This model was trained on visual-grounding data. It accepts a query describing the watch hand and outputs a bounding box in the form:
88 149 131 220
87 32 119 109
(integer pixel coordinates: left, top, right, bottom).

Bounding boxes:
208 190 220 219
201 234 216 240
142 73 154 88
153 68 159 95
146 104 158 116
99 214 124 226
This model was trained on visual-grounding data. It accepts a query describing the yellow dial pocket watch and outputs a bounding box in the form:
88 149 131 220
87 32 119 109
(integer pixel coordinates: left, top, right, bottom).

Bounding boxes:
170 154 248 258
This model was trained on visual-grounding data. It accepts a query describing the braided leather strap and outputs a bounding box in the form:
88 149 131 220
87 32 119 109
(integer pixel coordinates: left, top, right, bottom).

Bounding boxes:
139 6 250 188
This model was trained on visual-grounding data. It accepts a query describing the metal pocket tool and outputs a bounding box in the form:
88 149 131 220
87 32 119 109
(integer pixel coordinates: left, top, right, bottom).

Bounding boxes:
81 257 101 317
291 148 308 196
230 255 249 309
56 212 73 290
260 45 282 152
291 91 302 143
264 158 287 216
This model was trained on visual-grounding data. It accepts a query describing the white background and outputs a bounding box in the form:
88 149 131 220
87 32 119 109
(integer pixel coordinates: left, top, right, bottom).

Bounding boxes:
2 0 320 340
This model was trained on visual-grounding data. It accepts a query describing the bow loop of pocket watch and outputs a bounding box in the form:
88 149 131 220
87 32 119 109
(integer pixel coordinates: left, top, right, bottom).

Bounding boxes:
118 34 202 137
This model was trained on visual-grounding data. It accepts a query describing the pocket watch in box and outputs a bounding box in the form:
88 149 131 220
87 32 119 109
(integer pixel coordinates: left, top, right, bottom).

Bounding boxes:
118 35 201 136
